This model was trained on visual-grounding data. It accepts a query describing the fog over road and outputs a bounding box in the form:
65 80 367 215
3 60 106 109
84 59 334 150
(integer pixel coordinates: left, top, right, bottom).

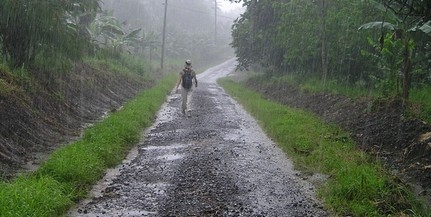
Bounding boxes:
69 59 327 216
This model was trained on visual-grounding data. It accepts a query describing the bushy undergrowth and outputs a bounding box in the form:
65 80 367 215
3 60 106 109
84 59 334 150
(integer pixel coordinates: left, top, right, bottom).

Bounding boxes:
219 78 430 217
0 63 30 96
409 86 431 123
0 72 176 216
84 54 152 78
264 73 431 124
264 74 377 99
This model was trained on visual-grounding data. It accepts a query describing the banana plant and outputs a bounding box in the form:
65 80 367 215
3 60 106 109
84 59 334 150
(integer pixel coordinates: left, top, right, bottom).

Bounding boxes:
358 0 431 104
87 10 142 54
111 28 142 53
0 0 101 68
88 10 124 46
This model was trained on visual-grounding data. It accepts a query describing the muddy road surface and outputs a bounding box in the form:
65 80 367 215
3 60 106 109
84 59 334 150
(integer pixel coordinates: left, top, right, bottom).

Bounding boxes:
69 59 327 217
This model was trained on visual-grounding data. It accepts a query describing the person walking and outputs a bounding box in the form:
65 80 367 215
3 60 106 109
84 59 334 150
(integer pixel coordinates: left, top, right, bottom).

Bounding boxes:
175 59 198 117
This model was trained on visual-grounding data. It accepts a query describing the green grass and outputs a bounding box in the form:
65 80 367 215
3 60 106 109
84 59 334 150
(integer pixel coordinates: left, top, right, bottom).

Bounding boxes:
409 86 431 123
260 74 378 99
84 54 152 79
262 73 431 124
0 73 176 217
219 78 430 217
0 63 30 96
0 176 73 217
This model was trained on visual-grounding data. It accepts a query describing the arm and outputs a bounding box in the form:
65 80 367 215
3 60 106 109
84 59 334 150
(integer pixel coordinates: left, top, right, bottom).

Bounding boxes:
193 70 198 87
175 72 182 93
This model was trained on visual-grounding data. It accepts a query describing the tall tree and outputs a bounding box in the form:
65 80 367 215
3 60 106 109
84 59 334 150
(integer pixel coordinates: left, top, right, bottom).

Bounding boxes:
319 0 328 84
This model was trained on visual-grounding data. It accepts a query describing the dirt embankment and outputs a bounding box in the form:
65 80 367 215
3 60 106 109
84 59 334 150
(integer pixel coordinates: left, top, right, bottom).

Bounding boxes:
245 79 431 205
0 63 149 178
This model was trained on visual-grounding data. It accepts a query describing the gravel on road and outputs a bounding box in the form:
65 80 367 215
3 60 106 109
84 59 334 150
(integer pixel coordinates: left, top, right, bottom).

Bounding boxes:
68 59 328 217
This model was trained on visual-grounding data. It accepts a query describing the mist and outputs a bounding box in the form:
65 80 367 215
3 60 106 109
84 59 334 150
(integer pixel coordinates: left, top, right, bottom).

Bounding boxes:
100 0 244 66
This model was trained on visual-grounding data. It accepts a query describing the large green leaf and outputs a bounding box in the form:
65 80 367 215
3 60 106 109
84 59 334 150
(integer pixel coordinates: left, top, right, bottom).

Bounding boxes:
124 28 142 41
101 24 124 36
358 21 396 31
418 21 431 35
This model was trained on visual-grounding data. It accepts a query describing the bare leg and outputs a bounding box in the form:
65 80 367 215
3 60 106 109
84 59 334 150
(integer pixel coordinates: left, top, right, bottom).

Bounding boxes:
181 88 189 114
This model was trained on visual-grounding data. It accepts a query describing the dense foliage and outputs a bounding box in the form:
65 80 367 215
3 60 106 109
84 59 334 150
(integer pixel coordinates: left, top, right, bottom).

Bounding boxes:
231 0 431 101
0 0 100 67
0 0 238 71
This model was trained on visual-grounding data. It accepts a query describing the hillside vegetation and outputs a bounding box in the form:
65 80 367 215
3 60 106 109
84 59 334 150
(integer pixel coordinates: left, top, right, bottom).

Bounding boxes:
221 76 431 216
0 55 153 178
231 0 431 112
229 0 431 210
0 0 235 177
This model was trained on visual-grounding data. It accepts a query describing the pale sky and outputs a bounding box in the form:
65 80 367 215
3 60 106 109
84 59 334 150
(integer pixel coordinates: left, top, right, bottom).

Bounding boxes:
217 0 244 12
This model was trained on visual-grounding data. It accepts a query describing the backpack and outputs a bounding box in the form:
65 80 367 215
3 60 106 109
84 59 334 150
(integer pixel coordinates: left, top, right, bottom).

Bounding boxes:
181 68 193 89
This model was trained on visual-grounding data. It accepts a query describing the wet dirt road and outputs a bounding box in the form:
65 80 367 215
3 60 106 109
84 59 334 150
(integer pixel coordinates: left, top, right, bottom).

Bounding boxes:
69 59 328 216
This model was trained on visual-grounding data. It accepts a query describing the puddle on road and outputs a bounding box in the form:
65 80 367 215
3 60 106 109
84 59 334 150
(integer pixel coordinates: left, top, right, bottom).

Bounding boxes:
122 210 158 215
156 153 184 161
149 94 178 125
145 129 187 138
153 109 175 125
72 209 158 217
222 131 244 142
207 85 222 93
144 182 170 195
141 143 190 151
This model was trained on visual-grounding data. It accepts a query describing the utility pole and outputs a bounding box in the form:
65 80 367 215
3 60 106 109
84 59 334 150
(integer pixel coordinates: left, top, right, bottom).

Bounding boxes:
214 0 217 45
161 0 168 70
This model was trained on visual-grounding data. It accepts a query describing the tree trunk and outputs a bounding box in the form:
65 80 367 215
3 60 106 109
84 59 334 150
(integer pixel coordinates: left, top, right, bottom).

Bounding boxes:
320 0 328 84
402 38 412 106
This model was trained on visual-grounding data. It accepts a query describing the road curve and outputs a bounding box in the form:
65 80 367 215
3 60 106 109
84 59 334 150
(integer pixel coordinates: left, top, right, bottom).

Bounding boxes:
69 59 328 216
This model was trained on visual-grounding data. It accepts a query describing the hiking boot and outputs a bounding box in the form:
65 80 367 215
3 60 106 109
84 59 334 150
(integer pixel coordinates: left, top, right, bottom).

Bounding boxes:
187 110 191 117
181 109 186 115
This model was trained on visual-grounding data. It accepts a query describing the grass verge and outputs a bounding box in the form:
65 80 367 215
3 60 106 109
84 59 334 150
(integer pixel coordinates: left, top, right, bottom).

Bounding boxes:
261 74 377 99
219 78 430 217
0 73 176 216
260 73 431 124
409 86 431 123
